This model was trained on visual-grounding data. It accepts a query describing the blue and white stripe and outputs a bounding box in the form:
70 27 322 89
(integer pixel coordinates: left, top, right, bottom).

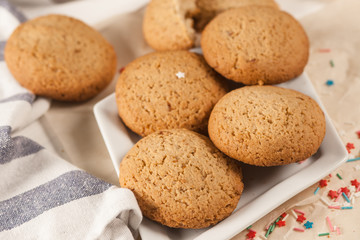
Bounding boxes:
0 126 43 164
0 170 111 231
0 0 27 23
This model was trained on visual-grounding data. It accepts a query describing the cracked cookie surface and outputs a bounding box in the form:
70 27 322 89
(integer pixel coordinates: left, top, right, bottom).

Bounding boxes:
5 14 116 102
116 50 227 137
201 6 309 85
119 129 244 228
208 86 326 166
194 0 279 30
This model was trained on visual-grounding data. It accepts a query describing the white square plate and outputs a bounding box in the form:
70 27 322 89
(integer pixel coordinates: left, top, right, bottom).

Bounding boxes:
94 73 348 240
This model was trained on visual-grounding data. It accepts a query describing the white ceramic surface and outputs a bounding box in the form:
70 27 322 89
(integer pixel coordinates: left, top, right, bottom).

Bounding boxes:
94 73 348 240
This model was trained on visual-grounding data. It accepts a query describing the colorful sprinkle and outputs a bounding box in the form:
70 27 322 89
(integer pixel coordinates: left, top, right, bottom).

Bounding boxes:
328 205 341 209
119 67 125 73
297 214 307 223
175 71 185 79
346 143 355 153
351 179 360 188
276 220 286 227
265 223 274 237
341 206 353 210
293 227 305 232
320 196 329 206
326 216 334 232
342 192 351 203
328 190 339 199
294 209 305 215
341 187 350 196
336 173 343 180
319 179 328 188
318 232 330 237
337 227 341 235
246 225 253 230
347 157 360 162
318 48 331 53
326 80 334 86
314 186 320 195
356 130 360 138
335 192 342 202
304 221 313 229
247 230 256 238
330 60 335 67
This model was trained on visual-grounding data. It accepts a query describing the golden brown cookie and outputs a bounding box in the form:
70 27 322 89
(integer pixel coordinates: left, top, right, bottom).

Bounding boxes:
201 6 309 85
115 50 227 137
194 0 279 30
119 129 244 229
5 14 116 102
208 86 326 166
143 0 199 51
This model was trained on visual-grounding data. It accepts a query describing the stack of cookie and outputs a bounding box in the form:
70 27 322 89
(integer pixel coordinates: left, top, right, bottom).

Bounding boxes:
4 1 326 230
117 0 326 229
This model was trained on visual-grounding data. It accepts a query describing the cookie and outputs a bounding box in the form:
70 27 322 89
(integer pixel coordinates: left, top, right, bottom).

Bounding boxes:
194 0 279 30
115 50 227 137
119 129 244 228
143 0 199 50
5 14 117 102
208 86 326 166
201 6 309 85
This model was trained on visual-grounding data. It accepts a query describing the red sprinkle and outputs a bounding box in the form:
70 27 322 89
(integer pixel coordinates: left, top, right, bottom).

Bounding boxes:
328 190 339 199
341 187 350 196
346 143 355 153
297 215 307 223
351 179 360 188
119 67 125 73
276 220 286 227
318 48 331 53
246 230 256 239
356 130 360 139
281 212 287 218
319 179 328 188
294 227 305 232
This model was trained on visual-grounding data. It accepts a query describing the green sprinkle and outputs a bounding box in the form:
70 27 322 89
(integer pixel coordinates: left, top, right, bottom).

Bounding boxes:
246 225 252 230
265 223 275 237
275 216 282 223
347 157 360 162
265 226 272 237
270 223 276 232
330 60 334 67
336 173 343 180
318 232 330 237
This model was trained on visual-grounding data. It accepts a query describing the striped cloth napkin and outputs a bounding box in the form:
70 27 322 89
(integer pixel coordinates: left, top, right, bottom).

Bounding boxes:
0 1 142 239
